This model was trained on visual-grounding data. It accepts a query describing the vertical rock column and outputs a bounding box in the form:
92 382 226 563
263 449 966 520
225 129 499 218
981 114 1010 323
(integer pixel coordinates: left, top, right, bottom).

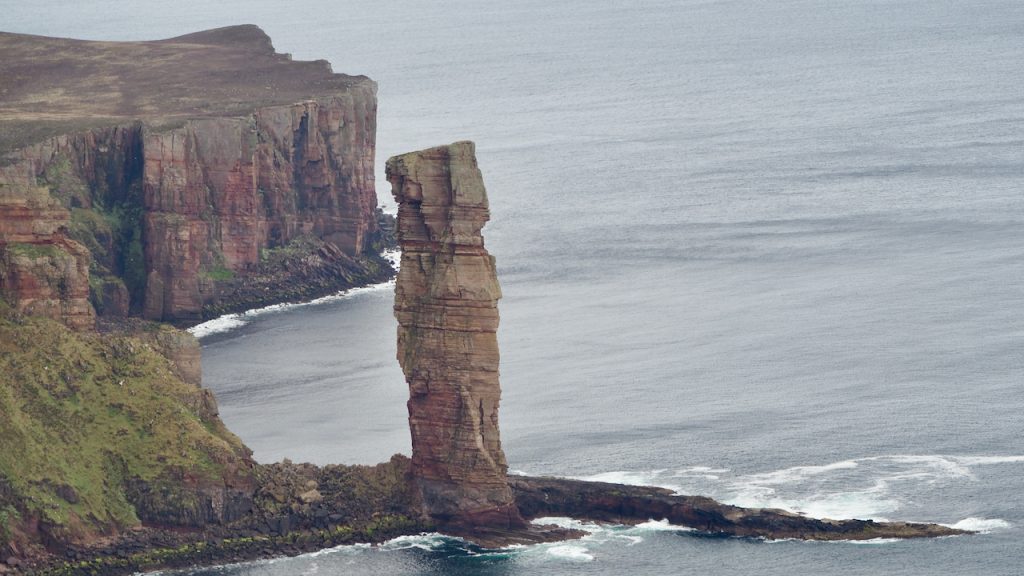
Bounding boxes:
388 141 525 530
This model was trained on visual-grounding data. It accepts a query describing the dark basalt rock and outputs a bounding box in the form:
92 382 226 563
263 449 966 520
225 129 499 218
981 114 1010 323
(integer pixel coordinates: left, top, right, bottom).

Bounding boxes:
510 475 966 541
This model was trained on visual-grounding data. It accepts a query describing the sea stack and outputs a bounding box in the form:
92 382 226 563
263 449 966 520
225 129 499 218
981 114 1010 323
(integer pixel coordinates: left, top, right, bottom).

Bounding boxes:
388 141 526 531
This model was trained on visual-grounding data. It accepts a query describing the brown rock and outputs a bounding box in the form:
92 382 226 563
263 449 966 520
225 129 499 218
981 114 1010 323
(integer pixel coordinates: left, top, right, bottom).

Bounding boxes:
0 169 95 330
0 26 381 323
298 489 323 504
138 325 204 387
0 236 95 332
388 141 525 531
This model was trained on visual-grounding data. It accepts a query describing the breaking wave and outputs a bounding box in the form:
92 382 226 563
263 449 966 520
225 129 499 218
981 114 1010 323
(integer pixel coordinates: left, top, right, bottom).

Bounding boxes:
945 517 1012 533
574 454 1023 526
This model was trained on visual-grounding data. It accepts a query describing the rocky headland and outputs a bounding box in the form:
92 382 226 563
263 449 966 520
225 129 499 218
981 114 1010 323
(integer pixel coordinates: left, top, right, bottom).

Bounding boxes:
0 29 968 576
0 25 392 327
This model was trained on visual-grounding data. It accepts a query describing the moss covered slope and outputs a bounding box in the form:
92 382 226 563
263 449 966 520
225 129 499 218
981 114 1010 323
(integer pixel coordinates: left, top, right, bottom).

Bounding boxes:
0 300 254 557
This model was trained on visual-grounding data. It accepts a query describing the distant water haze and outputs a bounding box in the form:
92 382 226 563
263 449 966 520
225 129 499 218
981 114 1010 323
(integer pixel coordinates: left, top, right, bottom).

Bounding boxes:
4 0 1023 574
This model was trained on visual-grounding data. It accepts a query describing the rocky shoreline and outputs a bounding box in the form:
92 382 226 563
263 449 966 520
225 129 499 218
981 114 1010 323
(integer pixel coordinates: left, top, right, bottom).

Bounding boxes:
193 215 397 325
0 29 973 576
8 458 967 575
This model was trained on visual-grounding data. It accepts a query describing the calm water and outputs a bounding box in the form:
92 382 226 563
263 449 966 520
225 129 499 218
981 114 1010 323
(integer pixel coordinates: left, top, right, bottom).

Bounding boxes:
4 1 1023 574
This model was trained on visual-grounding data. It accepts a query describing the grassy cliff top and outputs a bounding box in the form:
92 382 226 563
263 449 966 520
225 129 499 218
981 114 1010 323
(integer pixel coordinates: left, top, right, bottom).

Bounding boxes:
0 299 252 551
0 25 373 154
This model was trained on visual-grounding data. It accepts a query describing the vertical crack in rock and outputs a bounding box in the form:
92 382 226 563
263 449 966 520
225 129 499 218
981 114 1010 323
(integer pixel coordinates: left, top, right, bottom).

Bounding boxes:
388 141 526 531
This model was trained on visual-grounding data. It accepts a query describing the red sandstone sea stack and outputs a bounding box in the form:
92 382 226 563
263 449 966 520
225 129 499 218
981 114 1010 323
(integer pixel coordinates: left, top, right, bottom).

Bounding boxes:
388 141 526 532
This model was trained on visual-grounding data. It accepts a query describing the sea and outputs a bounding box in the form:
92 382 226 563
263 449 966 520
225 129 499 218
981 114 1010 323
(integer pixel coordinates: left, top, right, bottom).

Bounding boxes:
3 1 1023 574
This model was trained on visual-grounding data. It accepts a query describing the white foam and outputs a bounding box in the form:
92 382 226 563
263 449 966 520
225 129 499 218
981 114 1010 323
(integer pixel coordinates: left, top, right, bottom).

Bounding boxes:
187 313 248 339
946 517 1012 533
575 469 680 491
379 532 455 551
719 454 1024 522
304 541 371 558
631 519 695 532
672 466 730 480
528 515 693 554
847 538 902 545
954 455 1024 466
867 455 975 481
740 460 860 486
188 249 400 339
544 545 594 561
531 516 603 533
577 469 664 485
763 537 902 545
725 484 899 521
562 453 1024 528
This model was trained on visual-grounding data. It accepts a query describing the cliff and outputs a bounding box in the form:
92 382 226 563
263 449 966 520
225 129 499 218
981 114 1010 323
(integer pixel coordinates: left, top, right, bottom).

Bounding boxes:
0 302 255 567
0 139 969 573
0 26 390 326
388 142 525 532
0 27 971 571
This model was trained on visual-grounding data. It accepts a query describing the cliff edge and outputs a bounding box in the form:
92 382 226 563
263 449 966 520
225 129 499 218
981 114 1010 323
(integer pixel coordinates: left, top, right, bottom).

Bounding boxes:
0 26 390 326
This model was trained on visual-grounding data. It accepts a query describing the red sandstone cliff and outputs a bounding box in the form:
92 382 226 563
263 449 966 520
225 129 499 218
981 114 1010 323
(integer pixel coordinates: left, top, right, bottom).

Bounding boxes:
141 93 378 321
0 168 95 330
0 26 386 326
388 141 526 531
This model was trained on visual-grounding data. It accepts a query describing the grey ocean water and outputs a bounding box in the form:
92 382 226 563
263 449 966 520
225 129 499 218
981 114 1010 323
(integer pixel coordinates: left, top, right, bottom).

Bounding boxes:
4 0 1023 573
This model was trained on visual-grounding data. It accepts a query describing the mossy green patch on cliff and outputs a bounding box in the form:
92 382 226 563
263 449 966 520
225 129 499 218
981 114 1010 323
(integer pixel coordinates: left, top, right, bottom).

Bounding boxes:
202 266 235 282
39 156 90 208
0 301 252 548
67 202 146 313
3 242 62 260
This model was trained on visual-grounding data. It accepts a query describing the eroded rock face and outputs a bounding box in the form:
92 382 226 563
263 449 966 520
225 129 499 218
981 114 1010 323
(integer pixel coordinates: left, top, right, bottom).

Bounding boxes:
388 141 525 530
0 27 383 324
0 173 95 331
141 95 378 322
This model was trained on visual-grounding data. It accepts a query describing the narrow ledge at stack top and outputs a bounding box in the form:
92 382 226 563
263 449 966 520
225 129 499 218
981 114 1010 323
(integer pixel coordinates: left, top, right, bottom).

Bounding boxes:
387 141 526 532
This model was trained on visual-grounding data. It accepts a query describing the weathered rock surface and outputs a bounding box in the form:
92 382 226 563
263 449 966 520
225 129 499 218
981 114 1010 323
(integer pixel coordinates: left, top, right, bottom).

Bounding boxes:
0 174 95 330
0 26 387 324
388 142 525 531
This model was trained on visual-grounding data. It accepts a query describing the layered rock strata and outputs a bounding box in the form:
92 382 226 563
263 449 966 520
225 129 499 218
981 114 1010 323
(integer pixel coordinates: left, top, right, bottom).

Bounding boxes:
0 26 385 324
0 171 95 330
388 142 525 531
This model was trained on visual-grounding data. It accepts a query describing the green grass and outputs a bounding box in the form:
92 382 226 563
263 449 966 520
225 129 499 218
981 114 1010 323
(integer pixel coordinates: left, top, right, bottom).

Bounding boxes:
203 265 235 281
39 156 89 208
0 301 252 547
3 242 61 260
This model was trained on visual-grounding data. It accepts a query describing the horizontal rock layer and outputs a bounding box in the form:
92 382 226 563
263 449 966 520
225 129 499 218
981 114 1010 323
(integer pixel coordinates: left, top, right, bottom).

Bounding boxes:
389 141 525 531
0 26 383 325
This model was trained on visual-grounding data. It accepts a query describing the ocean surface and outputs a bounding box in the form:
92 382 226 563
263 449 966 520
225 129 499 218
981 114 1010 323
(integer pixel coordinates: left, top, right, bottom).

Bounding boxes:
4 0 1023 574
